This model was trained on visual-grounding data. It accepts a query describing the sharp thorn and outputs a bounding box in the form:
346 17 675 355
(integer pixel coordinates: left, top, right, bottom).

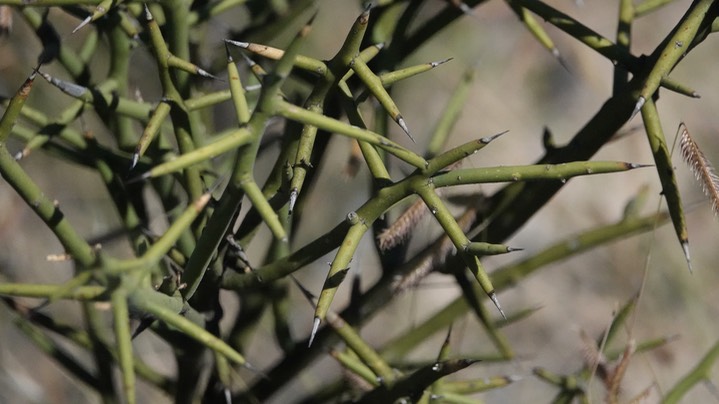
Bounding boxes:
308 317 321 347
396 116 415 143
197 67 221 81
430 57 453 68
553 48 572 73
507 247 523 252
489 291 506 320
144 4 153 21
480 129 509 144
129 152 139 171
627 162 653 169
289 188 298 214
630 96 645 120
682 241 692 274
72 16 92 34
224 39 249 49
14 150 24 160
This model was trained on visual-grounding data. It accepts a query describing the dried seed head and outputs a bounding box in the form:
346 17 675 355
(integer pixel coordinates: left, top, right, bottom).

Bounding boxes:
679 122 719 216
377 197 428 252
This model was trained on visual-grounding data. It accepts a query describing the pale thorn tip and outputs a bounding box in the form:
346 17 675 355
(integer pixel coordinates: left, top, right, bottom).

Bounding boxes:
197 68 220 80
144 4 153 21
552 49 571 73
129 153 139 171
630 96 645 120
289 188 298 214
430 57 453 68
224 39 249 49
682 241 693 274
72 16 92 34
480 129 509 144
489 292 507 320
396 116 416 143
308 317 321 347
14 151 24 160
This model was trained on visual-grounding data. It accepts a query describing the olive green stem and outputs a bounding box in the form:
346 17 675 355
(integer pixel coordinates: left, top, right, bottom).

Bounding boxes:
111 289 136 404
0 283 106 300
106 192 211 273
640 97 691 271
431 161 646 188
128 290 248 367
0 144 97 267
330 349 381 387
275 99 427 169
326 310 396 385
634 0 717 112
314 219 369 325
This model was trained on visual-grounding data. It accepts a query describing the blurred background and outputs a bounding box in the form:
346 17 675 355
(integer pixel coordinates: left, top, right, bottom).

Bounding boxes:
1 0 719 402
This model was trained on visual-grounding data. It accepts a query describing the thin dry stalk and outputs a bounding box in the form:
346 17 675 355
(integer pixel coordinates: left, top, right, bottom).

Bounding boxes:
391 206 478 293
679 122 719 215
605 340 635 404
377 196 430 251
627 383 655 404
581 328 637 404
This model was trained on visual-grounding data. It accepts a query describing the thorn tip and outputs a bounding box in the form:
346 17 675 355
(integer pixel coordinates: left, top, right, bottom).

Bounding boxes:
309 317 321 347
489 291 506 320
631 96 645 120
481 129 509 144
396 116 415 143
72 16 92 34
129 153 139 171
681 241 692 274
224 39 249 49
289 188 298 214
